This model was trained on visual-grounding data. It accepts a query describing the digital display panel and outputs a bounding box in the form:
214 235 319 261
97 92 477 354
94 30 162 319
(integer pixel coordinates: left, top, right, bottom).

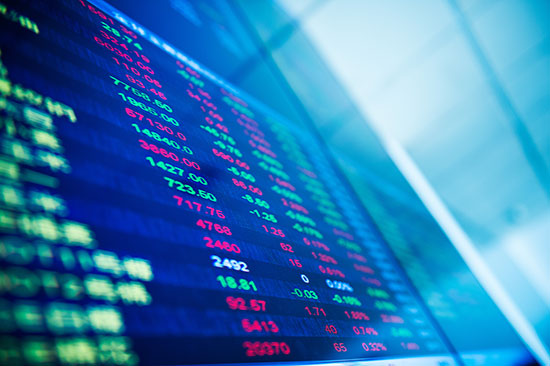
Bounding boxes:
0 1 460 365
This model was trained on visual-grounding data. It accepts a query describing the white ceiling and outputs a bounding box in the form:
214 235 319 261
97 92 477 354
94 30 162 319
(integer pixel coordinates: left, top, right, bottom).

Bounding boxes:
278 0 550 358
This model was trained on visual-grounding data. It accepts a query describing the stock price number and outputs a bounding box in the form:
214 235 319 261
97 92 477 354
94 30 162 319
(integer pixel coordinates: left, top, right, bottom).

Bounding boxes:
216 275 257 291
211 255 249 272
226 296 266 312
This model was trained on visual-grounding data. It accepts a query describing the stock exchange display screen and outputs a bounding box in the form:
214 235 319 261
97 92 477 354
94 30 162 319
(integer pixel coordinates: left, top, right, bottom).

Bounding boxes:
0 1 460 365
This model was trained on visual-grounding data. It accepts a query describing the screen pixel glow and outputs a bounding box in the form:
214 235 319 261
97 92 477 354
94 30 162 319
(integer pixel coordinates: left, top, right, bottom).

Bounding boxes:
0 1 460 364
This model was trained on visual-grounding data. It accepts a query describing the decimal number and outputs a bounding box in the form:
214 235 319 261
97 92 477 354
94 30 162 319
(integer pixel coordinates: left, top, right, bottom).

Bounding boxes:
203 236 240 253
332 294 361 306
214 140 242 158
101 23 146 55
401 342 419 350
291 288 318 299
242 195 269 209
375 300 397 311
200 125 235 145
228 167 255 182
362 342 387 352
139 139 178 161
174 197 224 218
243 341 290 357
311 252 337 264
353 326 378 335
226 296 266 312
134 125 182 151
318 265 345 278
261 225 285 237
325 279 353 292
211 255 249 272
146 157 183 176
118 92 158 116
345 310 369 320
381 314 404 323
233 178 262 195
391 327 413 337
165 177 216 202
111 76 150 101
249 209 277 223
126 107 178 126
216 275 257 291
304 306 326 316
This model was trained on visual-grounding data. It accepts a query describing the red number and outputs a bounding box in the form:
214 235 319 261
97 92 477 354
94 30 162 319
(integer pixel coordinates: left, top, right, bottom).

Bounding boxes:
281 198 309 214
318 265 345 278
305 306 326 317
262 225 285 237
362 342 387 352
226 297 266 312
311 252 337 264
347 252 367 263
280 242 294 253
212 149 250 170
175 198 225 219
126 74 145 89
333 343 347 352
354 263 374 274
401 342 420 350
209 207 225 219
149 88 167 100
203 236 240 253
235 159 250 170
143 74 162 88
242 319 279 333
243 341 290 357
213 148 233 162
94 36 133 62
145 118 173 135
345 311 370 320
353 326 378 335
363 277 382 287
119 24 138 39
79 1 113 23
138 139 178 161
381 314 404 323
303 238 330 252
182 157 200 170
126 107 143 120
288 258 302 268
196 219 232 235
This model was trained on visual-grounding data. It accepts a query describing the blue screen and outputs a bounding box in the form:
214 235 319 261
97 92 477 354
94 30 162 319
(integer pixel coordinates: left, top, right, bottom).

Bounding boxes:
0 0 485 365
